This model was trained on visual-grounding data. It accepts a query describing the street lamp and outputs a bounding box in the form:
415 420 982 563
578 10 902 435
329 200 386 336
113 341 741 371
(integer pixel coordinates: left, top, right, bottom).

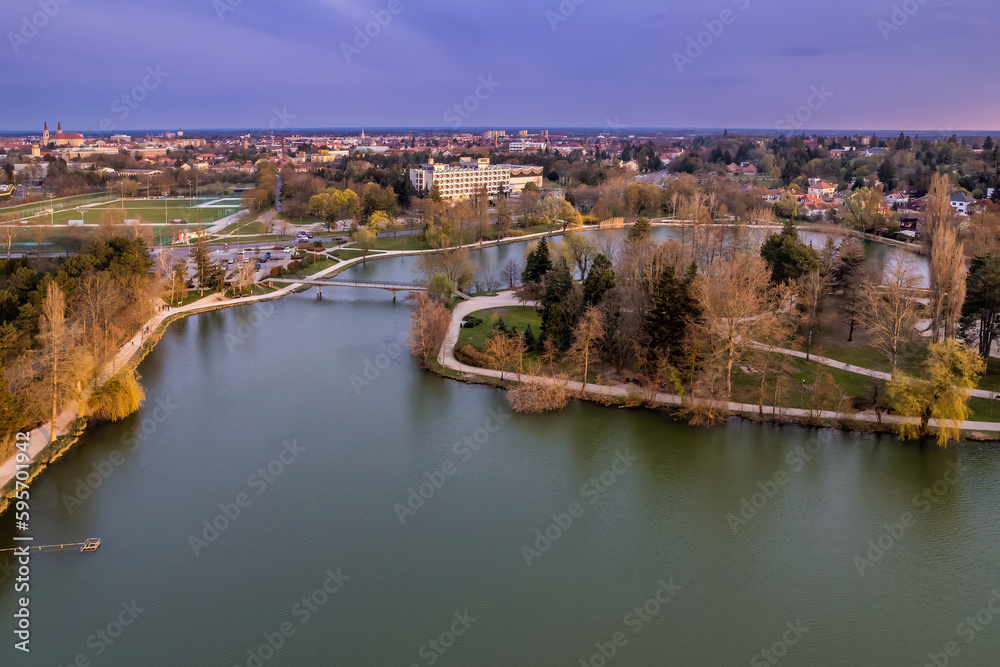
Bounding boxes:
46 193 54 225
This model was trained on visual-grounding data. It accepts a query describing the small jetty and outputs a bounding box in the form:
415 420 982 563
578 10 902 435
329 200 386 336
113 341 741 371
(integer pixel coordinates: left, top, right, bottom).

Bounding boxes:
0 538 101 553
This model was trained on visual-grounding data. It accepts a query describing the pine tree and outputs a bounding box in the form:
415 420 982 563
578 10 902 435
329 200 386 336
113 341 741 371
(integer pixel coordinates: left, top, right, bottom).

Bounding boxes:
642 263 699 363
521 237 552 284
583 253 616 305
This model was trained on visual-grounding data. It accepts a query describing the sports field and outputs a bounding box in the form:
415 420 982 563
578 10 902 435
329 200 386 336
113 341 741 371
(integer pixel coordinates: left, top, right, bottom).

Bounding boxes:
11 198 243 226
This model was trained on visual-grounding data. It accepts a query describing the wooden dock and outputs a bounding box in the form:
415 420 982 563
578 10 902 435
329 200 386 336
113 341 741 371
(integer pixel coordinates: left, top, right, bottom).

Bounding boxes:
0 538 101 553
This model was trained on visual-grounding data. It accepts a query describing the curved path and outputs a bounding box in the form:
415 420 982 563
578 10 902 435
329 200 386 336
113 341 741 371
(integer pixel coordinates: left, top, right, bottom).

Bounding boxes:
439 292 1000 435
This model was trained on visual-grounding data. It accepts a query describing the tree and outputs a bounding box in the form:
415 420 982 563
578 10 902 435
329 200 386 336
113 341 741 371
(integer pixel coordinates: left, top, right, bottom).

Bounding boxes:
961 253 1000 357
627 217 651 242
831 238 867 341
641 263 698 364
486 332 524 381
560 233 596 279
878 159 898 190
540 257 578 350
501 260 520 289
582 253 615 305
0 213 17 259
843 187 891 235
427 272 456 305
88 369 145 422
351 226 376 262
496 194 512 239
39 282 68 443
888 339 984 446
796 270 828 361
522 238 552 284
191 236 213 296
925 174 967 341
407 292 451 366
171 264 189 304
859 256 922 373
569 306 604 385
760 222 820 284
693 253 775 395
773 191 798 219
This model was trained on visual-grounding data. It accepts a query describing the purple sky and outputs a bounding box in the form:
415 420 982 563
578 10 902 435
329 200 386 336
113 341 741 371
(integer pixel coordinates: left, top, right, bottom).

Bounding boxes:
4 0 999 132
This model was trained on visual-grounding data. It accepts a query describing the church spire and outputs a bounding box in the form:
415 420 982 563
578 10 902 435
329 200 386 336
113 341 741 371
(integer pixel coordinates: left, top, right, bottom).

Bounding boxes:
57 122 61 132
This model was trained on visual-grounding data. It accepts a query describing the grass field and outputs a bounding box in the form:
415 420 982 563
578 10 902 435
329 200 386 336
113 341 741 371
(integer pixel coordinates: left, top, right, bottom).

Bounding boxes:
458 307 541 350
13 198 241 226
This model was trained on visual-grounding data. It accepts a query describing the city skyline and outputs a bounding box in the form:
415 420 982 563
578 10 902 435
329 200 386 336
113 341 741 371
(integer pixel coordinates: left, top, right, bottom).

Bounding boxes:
4 0 998 132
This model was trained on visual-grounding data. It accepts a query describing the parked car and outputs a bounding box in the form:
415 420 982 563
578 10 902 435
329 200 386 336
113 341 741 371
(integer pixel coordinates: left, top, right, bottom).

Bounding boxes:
283 246 292 252
264 252 271 260
254 263 261 270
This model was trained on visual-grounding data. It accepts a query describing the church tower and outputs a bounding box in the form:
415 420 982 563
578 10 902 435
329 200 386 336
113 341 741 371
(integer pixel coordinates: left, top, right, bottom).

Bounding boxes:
42 121 49 144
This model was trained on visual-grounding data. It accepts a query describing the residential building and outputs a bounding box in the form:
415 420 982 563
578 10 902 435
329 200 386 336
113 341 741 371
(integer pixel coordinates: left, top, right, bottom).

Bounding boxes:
807 181 837 200
950 192 975 215
409 158 540 200
508 141 548 153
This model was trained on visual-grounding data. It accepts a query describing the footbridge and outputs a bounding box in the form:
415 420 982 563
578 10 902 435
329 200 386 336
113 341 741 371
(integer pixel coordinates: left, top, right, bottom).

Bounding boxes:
265 277 470 301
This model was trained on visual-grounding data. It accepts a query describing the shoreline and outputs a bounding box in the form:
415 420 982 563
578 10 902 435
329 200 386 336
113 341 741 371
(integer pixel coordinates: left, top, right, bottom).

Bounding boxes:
0 220 947 514
435 293 1000 442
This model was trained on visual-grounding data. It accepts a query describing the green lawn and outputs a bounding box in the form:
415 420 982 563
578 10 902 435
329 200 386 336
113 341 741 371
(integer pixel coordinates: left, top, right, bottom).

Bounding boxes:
458 307 541 350
332 249 368 261
371 235 432 251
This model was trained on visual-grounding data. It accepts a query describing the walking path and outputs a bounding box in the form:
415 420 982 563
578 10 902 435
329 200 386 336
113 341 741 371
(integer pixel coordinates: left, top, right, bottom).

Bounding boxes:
438 292 1000 434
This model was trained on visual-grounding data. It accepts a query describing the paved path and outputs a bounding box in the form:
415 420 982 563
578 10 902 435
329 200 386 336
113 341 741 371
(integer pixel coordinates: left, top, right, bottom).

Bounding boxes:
438 292 1000 434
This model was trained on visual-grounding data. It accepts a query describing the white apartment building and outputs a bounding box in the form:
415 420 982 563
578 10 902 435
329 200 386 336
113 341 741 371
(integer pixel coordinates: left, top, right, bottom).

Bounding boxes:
409 158 516 200
508 141 548 154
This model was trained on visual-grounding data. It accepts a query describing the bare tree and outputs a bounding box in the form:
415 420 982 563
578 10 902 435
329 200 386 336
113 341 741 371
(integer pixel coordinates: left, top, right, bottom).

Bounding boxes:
0 213 18 258
796 270 829 361
692 252 776 395
860 256 922 374
569 305 605 385
500 260 520 289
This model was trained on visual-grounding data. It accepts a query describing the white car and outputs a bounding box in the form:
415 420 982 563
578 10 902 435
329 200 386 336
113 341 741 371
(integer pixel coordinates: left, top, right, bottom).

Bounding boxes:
283 246 292 252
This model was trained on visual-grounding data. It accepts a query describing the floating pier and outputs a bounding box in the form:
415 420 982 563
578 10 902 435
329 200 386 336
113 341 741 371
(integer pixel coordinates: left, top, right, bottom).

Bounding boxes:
0 537 101 553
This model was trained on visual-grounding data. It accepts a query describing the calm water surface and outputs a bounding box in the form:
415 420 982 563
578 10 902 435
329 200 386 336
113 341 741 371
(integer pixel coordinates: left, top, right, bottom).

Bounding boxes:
0 236 990 666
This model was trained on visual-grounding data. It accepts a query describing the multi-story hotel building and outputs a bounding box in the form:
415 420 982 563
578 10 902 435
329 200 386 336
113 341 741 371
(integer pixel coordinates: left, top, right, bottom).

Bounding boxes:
409 158 542 200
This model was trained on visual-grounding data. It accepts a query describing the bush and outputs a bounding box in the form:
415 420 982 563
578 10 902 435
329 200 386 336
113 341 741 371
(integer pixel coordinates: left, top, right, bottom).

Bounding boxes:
507 380 568 414
455 344 492 368
269 265 286 277
461 315 483 329
287 260 302 272
313 240 323 247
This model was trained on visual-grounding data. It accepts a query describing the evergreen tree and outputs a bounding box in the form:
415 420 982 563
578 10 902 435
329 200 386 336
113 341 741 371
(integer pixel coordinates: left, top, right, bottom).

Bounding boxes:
641 263 699 363
583 253 616 305
540 257 576 350
523 324 536 350
521 237 552 284
760 222 820 284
